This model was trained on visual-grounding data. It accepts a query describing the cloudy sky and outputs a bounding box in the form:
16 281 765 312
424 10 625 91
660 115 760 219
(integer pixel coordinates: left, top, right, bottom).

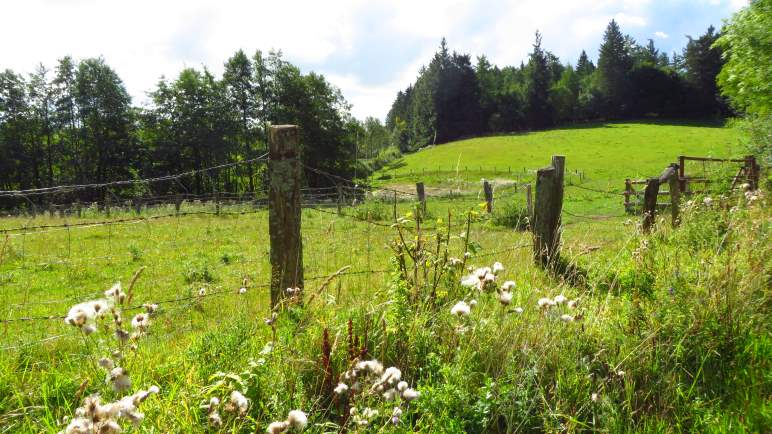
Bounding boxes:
2 0 747 120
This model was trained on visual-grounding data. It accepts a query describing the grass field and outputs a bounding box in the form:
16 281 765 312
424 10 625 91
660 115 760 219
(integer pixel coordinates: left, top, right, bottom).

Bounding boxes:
1 120 769 433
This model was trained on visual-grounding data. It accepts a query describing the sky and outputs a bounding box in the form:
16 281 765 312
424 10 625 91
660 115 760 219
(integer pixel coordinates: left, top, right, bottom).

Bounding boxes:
1 0 748 121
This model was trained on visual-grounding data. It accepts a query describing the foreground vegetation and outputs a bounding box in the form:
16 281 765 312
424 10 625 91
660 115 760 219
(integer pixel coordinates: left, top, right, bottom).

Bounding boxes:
0 171 768 432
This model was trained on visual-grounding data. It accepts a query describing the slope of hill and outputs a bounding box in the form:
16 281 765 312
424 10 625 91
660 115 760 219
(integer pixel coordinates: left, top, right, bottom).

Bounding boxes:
376 120 743 185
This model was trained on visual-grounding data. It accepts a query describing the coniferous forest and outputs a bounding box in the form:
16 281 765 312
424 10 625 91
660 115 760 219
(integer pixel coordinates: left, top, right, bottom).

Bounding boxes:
0 19 732 197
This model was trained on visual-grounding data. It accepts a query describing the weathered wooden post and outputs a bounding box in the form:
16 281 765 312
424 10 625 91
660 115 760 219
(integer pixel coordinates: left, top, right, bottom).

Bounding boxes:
483 180 493 213
214 191 221 215
678 155 686 192
746 155 759 189
268 125 303 308
416 182 426 216
525 183 533 219
336 185 343 214
624 179 633 213
667 164 680 227
104 193 111 217
641 178 660 233
532 156 565 268
175 194 182 215
75 201 82 218
48 203 55 218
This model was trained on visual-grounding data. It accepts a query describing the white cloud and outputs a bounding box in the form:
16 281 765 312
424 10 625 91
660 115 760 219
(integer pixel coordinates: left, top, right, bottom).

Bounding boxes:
0 0 739 120
654 31 669 39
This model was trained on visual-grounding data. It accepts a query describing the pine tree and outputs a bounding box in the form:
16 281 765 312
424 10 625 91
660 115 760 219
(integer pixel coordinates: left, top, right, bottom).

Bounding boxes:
597 19 632 116
525 31 553 128
576 50 595 76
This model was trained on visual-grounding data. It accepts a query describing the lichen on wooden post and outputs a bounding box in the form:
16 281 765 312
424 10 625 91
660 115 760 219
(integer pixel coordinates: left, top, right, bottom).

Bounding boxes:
268 125 304 308
532 155 565 268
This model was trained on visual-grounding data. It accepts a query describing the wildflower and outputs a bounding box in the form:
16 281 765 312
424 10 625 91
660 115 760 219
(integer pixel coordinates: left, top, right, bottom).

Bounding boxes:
198 287 206 296
334 383 348 394
448 257 462 267
396 381 408 392
267 421 289 433
703 196 713 207
567 300 577 309
492 262 504 274
287 410 308 430
537 297 554 309
553 294 567 304
99 358 114 370
286 287 302 296
362 407 379 419
131 313 149 330
498 291 513 306
450 301 471 317
501 281 516 291
383 388 398 401
560 314 575 322
65 302 97 327
402 388 420 402
142 303 158 314
391 406 402 425
108 367 131 392
82 324 97 335
378 367 402 387
90 300 110 317
228 390 249 416
512 307 524 314
105 282 126 304
355 360 384 376
238 287 247 294
208 411 223 427
591 393 599 402
461 274 478 288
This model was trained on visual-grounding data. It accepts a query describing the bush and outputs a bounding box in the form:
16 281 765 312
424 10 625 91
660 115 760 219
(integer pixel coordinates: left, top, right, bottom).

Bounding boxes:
491 203 530 230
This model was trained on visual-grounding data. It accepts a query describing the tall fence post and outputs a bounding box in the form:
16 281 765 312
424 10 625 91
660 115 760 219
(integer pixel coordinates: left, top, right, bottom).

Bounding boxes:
105 193 111 218
532 156 565 268
416 182 426 216
175 194 182 215
268 125 303 308
483 180 493 213
624 179 633 213
336 185 343 214
667 164 680 227
678 155 686 193
642 178 660 233
215 191 221 215
746 155 759 189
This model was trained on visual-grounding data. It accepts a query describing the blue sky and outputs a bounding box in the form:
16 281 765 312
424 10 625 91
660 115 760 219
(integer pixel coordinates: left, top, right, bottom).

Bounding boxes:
2 0 747 120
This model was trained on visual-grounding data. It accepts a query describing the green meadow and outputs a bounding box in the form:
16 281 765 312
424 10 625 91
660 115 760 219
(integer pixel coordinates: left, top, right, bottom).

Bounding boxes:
0 121 769 433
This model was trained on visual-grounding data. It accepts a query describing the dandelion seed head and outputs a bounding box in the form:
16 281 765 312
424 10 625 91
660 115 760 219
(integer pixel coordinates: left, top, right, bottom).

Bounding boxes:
287 410 307 430
267 421 289 434
401 388 420 402
498 291 513 306
450 301 471 317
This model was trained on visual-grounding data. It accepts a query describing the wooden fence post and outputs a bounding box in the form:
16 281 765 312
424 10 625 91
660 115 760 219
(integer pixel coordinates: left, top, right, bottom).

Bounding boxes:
416 182 426 216
175 194 182 215
746 155 759 189
525 183 533 220
532 155 565 268
268 125 303 308
483 180 493 213
48 203 55 218
336 185 343 214
668 164 681 227
215 191 221 215
642 178 660 233
624 179 633 213
678 155 686 192
133 198 142 215
104 193 111 217
75 201 82 218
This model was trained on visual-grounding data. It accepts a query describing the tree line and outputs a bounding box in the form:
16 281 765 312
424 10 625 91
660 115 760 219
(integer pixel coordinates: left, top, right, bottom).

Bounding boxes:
386 20 728 152
0 50 360 205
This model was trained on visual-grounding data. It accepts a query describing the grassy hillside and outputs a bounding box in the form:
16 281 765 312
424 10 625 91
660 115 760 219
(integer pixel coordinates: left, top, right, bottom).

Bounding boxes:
376 120 743 185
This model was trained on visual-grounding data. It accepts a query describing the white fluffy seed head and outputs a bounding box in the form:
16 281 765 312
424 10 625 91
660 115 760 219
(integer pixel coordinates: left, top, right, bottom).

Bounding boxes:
513 307 524 314
553 294 567 304
492 262 504 274
450 301 471 317
334 383 348 394
401 388 420 402
560 314 575 322
286 410 307 430
397 381 408 392
267 421 289 434
498 291 513 306
501 281 516 291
